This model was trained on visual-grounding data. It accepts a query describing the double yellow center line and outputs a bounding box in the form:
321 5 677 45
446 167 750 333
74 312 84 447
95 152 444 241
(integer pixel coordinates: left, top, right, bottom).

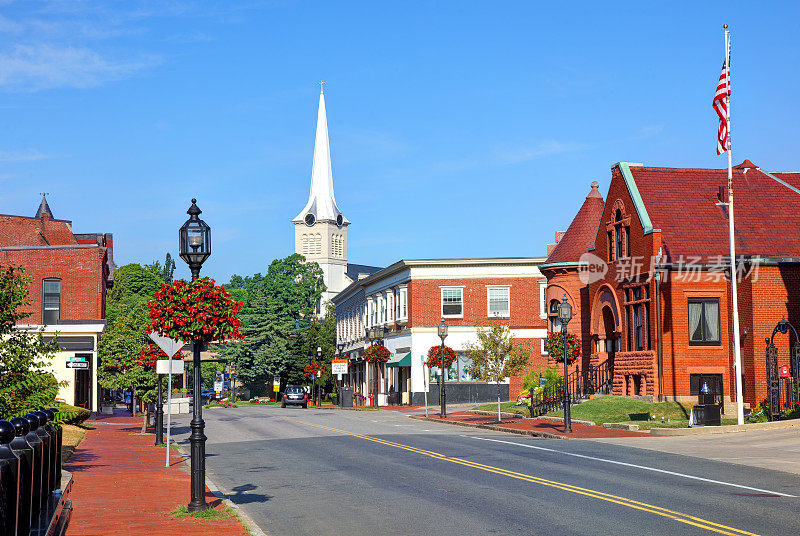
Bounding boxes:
290 419 760 536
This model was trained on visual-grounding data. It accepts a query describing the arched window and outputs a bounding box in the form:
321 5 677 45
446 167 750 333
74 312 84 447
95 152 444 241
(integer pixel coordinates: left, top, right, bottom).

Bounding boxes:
548 299 562 333
315 233 322 254
301 235 309 255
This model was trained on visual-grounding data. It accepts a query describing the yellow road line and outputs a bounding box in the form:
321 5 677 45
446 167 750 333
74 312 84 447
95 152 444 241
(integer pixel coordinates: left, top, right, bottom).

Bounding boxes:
288 419 760 536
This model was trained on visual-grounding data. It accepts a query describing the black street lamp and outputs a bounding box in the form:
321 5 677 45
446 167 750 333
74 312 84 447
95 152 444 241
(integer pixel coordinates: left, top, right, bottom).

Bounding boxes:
316 346 323 406
336 342 345 404
366 326 384 407
557 293 573 433
307 350 315 406
178 198 211 513
437 319 448 418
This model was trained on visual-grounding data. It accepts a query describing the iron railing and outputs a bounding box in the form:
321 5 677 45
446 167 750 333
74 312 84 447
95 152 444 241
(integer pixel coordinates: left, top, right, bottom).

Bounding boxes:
529 360 613 417
1 407 69 536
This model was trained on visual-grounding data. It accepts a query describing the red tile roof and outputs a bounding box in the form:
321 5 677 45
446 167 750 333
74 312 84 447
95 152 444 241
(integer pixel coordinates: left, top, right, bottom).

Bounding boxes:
544 182 605 265
629 160 800 261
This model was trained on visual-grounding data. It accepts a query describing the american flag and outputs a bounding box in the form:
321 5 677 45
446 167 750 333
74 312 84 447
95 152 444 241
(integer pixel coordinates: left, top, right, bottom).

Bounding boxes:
713 61 730 155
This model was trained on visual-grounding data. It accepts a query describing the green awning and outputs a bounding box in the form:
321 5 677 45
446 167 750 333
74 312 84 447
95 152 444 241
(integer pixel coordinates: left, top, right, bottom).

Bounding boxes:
386 352 411 367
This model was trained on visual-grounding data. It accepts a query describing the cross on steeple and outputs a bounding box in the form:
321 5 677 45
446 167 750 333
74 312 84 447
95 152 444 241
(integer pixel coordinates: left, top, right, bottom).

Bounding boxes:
318 80 325 93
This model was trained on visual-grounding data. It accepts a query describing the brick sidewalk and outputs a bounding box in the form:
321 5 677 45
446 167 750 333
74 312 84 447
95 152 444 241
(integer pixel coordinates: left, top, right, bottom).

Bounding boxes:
411 411 649 439
64 410 249 536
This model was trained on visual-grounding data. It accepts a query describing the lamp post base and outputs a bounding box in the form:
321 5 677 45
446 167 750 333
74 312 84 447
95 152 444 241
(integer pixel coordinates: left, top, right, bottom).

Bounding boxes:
188 417 208 512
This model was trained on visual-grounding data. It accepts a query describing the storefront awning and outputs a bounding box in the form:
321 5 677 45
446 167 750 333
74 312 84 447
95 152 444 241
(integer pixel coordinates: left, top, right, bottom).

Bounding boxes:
386 352 411 368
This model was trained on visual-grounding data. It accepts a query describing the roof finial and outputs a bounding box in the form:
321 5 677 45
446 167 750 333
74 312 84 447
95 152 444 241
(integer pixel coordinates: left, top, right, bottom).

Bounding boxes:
40 192 49 198
318 80 325 93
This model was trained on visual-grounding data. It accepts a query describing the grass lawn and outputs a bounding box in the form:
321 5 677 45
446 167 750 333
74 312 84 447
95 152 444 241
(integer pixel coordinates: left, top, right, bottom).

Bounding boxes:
547 396 738 429
473 396 738 429
61 423 91 464
472 401 528 416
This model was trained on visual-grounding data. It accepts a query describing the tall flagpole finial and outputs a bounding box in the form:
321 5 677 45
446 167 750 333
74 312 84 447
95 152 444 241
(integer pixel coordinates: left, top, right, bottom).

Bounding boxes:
318 80 325 93
724 24 728 29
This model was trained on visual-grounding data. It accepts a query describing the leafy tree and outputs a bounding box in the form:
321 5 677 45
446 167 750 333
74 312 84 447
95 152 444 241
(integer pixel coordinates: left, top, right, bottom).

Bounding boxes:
464 322 530 421
521 365 561 396
0 265 60 419
98 262 163 409
221 254 326 395
144 253 177 284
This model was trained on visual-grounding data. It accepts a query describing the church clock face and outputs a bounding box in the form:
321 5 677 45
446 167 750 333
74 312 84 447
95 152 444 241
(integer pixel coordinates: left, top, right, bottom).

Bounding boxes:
336 214 343 227
304 213 316 226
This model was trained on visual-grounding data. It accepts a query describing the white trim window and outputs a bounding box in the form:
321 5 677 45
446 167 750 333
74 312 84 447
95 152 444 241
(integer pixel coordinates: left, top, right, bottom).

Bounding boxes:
539 280 547 319
398 288 408 320
441 287 463 318
387 292 394 323
487 286 510 317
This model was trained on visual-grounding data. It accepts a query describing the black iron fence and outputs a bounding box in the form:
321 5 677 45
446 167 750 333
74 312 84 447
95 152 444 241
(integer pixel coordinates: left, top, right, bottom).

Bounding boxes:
529 360 613 417
0 407 69 536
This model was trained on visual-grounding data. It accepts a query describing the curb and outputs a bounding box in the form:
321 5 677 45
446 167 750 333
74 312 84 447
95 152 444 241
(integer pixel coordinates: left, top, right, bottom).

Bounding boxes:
172 439 269 536
408 414 569 439
649 418 800 436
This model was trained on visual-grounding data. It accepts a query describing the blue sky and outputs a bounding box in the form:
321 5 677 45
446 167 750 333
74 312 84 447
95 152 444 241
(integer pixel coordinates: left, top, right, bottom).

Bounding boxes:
0 1 798 283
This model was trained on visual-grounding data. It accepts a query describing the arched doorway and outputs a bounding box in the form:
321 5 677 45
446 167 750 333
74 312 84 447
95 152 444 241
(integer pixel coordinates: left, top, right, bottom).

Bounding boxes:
601 305 617 370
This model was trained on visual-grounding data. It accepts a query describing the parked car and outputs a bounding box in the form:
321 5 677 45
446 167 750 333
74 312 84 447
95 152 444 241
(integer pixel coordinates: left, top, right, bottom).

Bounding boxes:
281 385 308 408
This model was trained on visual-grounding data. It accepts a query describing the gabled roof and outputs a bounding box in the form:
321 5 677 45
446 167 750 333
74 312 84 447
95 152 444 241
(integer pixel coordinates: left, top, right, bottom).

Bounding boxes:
345 263 382 282
622 160 800 261
541 182 605 267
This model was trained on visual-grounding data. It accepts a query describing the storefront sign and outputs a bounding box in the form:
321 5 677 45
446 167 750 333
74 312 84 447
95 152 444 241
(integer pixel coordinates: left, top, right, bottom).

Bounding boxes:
331 359 348 375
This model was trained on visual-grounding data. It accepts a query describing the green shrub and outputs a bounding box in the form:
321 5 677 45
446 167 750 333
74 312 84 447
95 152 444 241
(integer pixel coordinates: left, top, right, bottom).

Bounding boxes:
54 402 90 425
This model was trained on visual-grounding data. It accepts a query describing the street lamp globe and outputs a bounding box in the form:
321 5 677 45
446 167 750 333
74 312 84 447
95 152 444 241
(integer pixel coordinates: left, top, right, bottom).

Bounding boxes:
179 199 211 279
557 293 573 325
437 319 448 340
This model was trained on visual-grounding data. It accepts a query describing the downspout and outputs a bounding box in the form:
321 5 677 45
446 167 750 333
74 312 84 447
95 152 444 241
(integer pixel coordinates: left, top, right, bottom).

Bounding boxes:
655 271 664 401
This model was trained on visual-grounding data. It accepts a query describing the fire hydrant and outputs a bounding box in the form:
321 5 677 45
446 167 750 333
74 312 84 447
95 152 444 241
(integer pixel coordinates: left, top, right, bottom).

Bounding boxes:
368 393 375 407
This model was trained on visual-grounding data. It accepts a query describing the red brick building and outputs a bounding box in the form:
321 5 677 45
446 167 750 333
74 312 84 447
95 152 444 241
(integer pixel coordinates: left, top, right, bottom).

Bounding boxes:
1 196 113 411
542 161 800 413
334 258 549 405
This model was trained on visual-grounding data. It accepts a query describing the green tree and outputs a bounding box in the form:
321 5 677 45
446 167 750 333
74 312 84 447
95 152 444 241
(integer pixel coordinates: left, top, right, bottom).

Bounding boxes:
464 322 530 421
98 262 163 408
222 254 326 395
0 265 60 419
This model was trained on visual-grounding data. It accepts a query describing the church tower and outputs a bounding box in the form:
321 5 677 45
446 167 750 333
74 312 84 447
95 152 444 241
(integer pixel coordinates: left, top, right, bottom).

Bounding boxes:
293 83 349 306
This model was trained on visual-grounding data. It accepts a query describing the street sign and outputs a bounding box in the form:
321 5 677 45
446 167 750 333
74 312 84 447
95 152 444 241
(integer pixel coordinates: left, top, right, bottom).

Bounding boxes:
331 359 348 375
148 333 186 358
69 356 87 362
273 377 280 392
156 360 184 375
214 380 224 392
66 361 89 369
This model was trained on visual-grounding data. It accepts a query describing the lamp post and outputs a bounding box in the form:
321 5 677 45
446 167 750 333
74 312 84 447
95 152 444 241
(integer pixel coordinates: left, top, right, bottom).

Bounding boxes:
437 319 448 418
307 350 315 406
557 294 573 433
316 346 323 406
366 326 384 407
337 342 345 404
178 198 211 512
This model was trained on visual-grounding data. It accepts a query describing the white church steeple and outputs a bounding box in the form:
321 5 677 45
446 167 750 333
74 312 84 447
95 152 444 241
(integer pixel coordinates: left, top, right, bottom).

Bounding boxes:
293 81 348 227
293 82 350 309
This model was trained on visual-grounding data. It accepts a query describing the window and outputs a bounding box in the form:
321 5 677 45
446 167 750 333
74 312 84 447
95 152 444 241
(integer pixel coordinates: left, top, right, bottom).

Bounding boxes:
487 286 510 317
387 292 394 322
688 298 721 345
398 288 408 320
625 227 631 257
624 285 651 351
615 226 623 259
441 288 463 317
548 299 562 332
43 279 61 325
607 231 614 261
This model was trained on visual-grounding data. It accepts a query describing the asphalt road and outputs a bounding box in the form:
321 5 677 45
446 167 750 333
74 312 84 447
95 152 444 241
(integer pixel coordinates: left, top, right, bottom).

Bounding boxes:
171 406 800 536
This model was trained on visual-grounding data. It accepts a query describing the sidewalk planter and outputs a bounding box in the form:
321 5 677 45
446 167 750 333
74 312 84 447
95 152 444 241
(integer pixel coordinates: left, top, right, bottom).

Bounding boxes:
100 404 114 415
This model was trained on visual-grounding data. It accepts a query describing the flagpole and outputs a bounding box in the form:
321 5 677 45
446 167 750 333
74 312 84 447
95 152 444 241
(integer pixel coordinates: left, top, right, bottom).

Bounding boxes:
724 25 745 425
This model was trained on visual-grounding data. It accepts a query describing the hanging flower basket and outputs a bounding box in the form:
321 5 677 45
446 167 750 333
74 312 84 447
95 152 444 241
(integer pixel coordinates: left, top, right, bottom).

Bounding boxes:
425 345 457 369
139 343 168 368
544 332 581 364
147 277 244 343
304 361 322 378
363 344 391 363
